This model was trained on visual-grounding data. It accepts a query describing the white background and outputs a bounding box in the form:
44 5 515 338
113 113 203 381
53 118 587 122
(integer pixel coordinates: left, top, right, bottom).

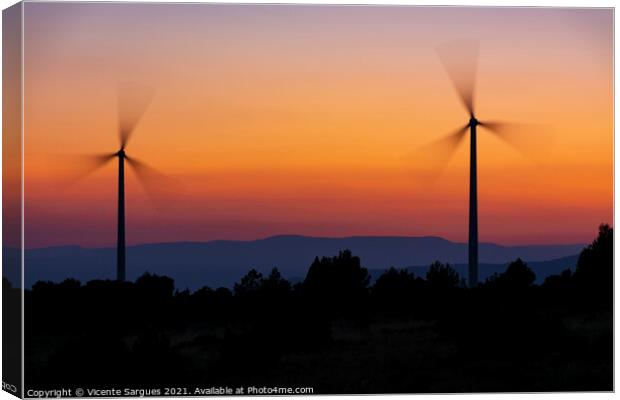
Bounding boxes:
0 0 616 399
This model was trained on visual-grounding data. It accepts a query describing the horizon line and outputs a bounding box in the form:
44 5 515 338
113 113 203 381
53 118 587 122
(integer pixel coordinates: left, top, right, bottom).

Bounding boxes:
15 233 590 251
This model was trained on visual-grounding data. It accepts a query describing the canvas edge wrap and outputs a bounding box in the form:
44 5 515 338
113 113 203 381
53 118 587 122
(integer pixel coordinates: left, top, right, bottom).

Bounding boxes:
3 2 24 398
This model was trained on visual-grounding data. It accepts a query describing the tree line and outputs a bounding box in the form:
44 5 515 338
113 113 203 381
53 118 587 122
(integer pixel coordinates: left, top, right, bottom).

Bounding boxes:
20 224 612 390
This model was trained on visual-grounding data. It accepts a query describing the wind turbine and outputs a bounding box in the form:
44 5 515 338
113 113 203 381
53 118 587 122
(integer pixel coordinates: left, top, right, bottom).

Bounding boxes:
418 40 549 288
70 82 164 281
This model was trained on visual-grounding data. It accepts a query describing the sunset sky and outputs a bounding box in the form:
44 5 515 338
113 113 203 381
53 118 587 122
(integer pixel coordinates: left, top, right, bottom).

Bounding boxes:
22 3 612 248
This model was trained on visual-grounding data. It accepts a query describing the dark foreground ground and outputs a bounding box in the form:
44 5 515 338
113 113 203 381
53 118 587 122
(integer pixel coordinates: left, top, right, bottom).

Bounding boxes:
21 225 612 394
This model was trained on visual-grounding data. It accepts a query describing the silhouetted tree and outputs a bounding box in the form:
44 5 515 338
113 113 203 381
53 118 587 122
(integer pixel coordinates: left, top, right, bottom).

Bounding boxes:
542 268 574 290
58 278 81 290
484 258 536 290
194 286 215 298
425 261 459 289
31 280 58 294
131 273 175 329
304 250 370 315
374 267 415 293
135 272 174 299
214 287 233 299
574 224 613 298
305 250 369 294
373 267 423 300
262 268 292 296
234 269 264 297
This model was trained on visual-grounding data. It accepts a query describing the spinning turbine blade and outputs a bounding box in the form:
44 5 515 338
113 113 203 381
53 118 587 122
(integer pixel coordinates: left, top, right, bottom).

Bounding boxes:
59 152 117 187
479 120 553 162
437 40 479 117
404 124 468 184
118 82 155 149
421 125 469 159
125 155 181 207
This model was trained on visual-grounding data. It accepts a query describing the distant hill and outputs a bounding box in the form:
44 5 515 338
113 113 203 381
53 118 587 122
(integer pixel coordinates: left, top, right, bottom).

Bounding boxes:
4 235 584 290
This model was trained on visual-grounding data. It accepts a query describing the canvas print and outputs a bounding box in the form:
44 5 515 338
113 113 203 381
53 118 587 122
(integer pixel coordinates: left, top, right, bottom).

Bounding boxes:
2 2 613 397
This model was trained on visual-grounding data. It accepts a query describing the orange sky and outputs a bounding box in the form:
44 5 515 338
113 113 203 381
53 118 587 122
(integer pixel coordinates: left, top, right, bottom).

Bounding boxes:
22 4 612 248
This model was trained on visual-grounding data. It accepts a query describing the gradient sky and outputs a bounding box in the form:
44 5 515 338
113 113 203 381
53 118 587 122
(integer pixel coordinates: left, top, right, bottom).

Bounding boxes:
22 3 612 248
